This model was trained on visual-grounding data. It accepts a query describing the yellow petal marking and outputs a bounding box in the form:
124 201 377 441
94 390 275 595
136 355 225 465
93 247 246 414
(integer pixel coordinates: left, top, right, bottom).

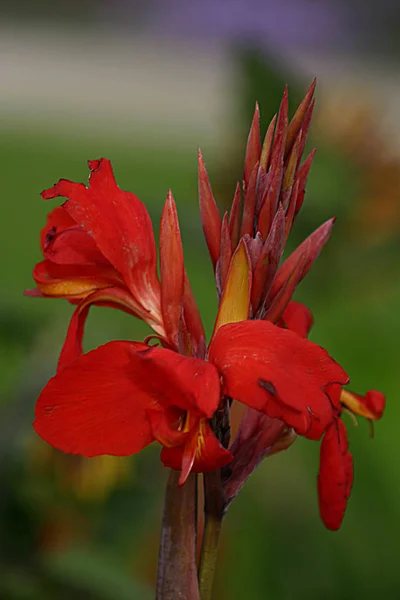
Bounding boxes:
212 240 252 339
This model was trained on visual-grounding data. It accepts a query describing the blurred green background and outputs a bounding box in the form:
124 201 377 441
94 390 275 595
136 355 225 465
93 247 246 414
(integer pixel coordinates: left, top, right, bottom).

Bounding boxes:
1 4 399 599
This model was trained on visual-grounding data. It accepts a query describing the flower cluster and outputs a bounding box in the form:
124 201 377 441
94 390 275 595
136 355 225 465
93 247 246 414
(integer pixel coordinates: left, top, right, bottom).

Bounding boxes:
28 82 385 530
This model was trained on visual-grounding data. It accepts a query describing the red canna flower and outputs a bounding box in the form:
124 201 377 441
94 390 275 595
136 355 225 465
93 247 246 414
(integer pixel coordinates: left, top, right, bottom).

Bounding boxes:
26 159 205 369
29 82 385 532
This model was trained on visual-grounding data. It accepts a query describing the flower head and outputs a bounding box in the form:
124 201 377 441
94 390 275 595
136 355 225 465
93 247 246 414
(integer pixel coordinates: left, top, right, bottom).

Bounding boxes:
29 83 385 530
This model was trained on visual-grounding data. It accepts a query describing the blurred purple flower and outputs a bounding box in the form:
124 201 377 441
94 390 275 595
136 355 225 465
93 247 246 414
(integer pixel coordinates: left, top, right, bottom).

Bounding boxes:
148 0 354 55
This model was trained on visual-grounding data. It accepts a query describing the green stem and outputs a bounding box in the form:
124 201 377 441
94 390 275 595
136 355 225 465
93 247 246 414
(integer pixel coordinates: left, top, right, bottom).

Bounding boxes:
156 470 200 600
198 470 224 600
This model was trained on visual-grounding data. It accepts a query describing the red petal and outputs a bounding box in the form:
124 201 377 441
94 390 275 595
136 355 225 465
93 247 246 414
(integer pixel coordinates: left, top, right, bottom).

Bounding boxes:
42 159 161 322
340 389 385 421
198 149 222 269
127 347 221 418
57 287 149 371
244 103 261 190
161 419 233 483
34 341 155 457
40 205 76 252
32 260 113 299
209 320 348 440
280 301 314 338
41 204 108 267
44 227 109 266
147 406 188 448
160 190 185 346
318 419 353 530
269 218 335 301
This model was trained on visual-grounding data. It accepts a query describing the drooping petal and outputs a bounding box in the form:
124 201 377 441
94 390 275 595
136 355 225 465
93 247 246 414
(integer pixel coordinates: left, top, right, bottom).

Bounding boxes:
280 301 314 338
42 159 161 321
212 240 252 337
209 320 349 440
340 389 385 421
198 149 222 269
57 287 151 371
34 341 155 457
160 419 233 485
318 418 353 530
160 190 184 346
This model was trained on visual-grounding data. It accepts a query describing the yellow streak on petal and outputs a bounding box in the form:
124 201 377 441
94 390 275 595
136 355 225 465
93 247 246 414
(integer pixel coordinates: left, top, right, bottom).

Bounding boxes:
37 279 109 298
340 389 376 420
212 240 252 338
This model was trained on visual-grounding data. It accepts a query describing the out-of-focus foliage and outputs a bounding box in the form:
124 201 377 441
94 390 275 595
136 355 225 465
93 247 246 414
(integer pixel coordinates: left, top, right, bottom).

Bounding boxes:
1 32 399 600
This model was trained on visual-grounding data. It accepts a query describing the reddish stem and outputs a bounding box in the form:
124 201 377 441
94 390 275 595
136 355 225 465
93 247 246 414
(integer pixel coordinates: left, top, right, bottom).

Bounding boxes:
156 470 200 600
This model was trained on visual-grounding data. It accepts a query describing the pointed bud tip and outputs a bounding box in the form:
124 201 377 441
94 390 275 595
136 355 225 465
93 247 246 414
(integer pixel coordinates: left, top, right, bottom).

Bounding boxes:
279 87 289 115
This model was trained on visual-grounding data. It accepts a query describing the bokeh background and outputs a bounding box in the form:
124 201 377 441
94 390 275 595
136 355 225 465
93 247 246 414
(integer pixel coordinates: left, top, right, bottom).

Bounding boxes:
1 1 399 598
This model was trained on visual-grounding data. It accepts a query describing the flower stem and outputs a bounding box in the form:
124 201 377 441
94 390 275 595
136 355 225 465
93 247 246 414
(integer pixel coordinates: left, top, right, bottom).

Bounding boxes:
198 470 224 600
156 470 200 600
